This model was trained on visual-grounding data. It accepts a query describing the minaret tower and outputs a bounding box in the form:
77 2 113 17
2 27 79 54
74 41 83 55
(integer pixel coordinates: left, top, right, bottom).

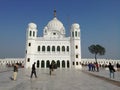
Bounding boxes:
70 23 82 69
25 23 38 68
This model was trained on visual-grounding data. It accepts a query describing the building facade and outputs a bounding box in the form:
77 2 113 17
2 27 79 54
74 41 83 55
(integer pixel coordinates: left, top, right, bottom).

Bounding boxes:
25 11 82 69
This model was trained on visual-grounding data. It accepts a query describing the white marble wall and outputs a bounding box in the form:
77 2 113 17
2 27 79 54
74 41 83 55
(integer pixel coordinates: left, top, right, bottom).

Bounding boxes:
0 58 120 67
0 58 25 65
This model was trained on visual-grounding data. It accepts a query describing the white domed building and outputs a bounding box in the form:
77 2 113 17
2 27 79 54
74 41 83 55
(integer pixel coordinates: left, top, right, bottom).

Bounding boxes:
25 10 82 69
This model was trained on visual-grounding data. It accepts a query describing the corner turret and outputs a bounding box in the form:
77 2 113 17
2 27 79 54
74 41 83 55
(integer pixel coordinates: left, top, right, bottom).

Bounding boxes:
70 23 82 69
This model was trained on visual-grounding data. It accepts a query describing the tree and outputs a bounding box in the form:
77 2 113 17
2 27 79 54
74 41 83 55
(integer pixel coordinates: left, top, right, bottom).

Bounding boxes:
88 44 105 63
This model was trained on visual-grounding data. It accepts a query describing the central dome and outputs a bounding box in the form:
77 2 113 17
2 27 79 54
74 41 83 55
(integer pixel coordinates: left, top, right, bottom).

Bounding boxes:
47 17 64 31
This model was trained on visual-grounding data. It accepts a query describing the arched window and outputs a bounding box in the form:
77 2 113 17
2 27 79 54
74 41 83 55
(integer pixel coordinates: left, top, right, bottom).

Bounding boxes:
62 46 65 52
37 60 40 68
62 60 65 68
46 60 50 68
67 60 69 68
33 31 35 37
76 45 78 49
75 31 77 37
37 46 40 51
67 46 69 52
41 60 44 68
76 55 78 58
28 43 31 46
30 31 32 36
52 46 55 51
47 46 50 51
76 62 78 65
42 46 45 51
57 46 60 52
27 58 30 62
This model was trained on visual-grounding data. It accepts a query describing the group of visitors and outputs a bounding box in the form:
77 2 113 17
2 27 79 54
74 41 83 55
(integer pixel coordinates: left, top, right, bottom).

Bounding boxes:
88 62 117 78
11 61 118 81
30 61 57 78
11 62 57 81
31 61 58 79
88 62 99 72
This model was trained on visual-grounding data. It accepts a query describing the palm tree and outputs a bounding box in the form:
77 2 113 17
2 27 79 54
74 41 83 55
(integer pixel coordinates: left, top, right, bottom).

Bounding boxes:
88 44 105 63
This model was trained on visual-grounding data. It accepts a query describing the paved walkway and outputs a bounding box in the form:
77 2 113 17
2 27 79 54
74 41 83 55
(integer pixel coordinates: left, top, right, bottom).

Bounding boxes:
83 67 120 81
0 68 120 90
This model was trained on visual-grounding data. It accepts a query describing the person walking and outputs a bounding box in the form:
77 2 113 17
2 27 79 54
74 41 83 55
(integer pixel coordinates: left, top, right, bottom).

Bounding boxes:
88 63 92 71
49 63 54 75
108 63 115 78
91 63 95 71
30 62 37 78
13 63 18 80
95 62 99 72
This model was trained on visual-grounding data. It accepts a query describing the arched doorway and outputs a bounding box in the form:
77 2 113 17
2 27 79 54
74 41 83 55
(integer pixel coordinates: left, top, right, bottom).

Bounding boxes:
41 60 44 68
51 60 55 64
51 60 57 69
46 60 50 68
62 60 65 68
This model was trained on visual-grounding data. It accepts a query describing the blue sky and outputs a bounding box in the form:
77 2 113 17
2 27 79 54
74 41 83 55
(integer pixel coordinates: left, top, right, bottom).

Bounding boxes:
0 0 120 59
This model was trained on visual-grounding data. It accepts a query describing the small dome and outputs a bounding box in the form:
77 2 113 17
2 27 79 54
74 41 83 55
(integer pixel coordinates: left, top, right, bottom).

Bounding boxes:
47 17 64 31
72 23 80 29
28 23 37 29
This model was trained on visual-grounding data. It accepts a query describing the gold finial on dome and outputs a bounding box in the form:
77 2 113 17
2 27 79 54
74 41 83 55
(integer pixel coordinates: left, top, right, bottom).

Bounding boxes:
54 9 56 17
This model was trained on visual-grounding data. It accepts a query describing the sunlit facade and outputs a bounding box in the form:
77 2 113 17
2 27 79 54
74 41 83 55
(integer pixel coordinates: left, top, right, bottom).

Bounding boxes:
25 11 82 69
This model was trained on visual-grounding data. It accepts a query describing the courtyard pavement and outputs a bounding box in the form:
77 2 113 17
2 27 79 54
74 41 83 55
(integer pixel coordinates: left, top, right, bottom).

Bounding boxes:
0 67 120 90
